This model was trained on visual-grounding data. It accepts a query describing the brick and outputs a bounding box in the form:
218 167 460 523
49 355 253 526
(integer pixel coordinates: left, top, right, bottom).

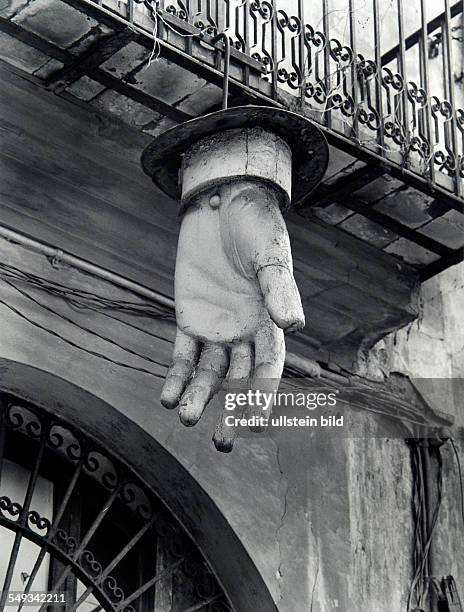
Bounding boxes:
13 0 98 49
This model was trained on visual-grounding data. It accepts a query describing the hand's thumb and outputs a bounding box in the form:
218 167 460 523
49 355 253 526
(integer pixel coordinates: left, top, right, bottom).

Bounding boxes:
257 264 305 332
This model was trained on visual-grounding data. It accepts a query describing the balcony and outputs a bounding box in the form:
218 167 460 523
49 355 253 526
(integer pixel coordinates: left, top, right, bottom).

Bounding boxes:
0 0 463 281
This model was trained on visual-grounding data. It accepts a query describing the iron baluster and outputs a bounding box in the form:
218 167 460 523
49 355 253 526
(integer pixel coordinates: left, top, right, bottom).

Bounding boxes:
164 0 190 22
382 65 406 149
373 0 385 154
431 96 456 178
329 40 355 130
349 0 358 139
249 0 259 55
249 0 273 74
270 0 278 99
276 9 303 91
297 0 306 106
243 0 250 86
457 108 464 183
358 57 381 137
304 24 327 109
193 0 217 36
206 0 217 34
322 0 331 128
127 0 135 22
419 0 435 183
275 8 287 88
397 0 411 166
407 82 430 172
444 0 461 195
232 0 245 52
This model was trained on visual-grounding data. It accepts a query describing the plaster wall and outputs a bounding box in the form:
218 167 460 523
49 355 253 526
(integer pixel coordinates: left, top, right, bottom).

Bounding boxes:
363 262 464 426
362 263 464 610
1 233 463 611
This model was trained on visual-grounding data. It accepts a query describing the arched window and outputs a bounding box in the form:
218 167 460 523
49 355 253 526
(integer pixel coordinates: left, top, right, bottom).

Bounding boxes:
0 393 232 612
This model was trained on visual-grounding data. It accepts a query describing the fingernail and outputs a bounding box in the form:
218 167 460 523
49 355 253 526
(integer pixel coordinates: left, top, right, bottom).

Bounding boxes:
178 387 208 426
213 432 235 453
161 377 185 409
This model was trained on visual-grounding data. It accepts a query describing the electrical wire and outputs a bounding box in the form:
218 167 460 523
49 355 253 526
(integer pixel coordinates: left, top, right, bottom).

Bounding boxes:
450 438 464 528
407 442 443 611
2 278 170 371
0 262 174 319
0 292 166 380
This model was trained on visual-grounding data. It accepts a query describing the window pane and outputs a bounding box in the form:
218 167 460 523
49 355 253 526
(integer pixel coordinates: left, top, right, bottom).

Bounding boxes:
0 460 53 609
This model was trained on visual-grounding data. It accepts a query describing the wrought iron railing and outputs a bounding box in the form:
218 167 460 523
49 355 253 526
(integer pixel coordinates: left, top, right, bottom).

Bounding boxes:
80 0 464 203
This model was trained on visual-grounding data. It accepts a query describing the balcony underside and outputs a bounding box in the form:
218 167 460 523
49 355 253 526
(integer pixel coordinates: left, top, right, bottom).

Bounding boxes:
0 0 464 279
0 0 463 282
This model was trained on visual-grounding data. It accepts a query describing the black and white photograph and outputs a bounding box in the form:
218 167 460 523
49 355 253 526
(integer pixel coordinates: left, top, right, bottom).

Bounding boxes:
0 0 463 610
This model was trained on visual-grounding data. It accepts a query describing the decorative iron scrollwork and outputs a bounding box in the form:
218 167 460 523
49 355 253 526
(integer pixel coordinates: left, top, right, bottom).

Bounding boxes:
28 510 51 534
85 450 119 491
165 1 190 21
0 495 22 520
48 424 81 461
431 96 457 175
53 528 77 554
249 0 273 69
7 404 42 438
81 549 104 578
276 10 302 90
304 24 327 106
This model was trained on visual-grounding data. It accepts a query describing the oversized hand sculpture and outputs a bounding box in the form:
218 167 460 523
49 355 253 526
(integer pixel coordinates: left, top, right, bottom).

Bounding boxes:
161 178 305 452
141 111 328 452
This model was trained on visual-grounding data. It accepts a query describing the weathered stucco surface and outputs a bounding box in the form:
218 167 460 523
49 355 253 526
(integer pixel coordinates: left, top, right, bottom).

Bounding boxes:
363 262 464 426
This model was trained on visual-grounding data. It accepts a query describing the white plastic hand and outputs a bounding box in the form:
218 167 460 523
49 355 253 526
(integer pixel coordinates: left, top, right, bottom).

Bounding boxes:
161 179 305 451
